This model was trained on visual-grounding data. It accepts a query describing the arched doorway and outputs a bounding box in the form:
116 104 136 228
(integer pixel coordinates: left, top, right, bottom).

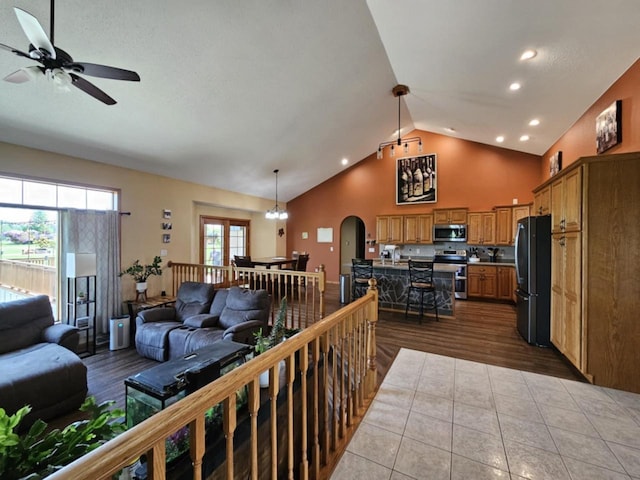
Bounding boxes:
339 216 365 275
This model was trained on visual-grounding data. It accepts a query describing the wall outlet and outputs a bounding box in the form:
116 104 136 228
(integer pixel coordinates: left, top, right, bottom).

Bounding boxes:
416 248 420 254
330 246 334 252
160 249 168 256
368 247 375 253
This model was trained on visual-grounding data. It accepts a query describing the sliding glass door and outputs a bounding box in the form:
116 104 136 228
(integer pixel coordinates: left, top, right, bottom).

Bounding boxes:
200 216 250 266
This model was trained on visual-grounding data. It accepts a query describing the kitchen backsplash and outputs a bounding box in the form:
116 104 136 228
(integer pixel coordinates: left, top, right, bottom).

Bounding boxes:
379 243 515 261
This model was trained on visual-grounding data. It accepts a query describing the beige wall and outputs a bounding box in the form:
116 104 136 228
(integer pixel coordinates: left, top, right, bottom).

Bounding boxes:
0 141 286 298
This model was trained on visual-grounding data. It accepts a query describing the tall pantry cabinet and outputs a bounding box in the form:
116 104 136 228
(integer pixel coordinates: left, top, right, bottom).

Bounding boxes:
534 152 640 393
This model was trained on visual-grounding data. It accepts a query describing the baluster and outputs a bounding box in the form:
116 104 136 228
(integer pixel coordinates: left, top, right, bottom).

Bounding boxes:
298 343 309 479
223 394 237 479
286 353 295 480
189 416 205 480
311 337 321 477
248 379 260 480
331 325 339 449
270 362 281 480
339 320 347 439
321 331 331 465
346 314 353 426
146 438 166 480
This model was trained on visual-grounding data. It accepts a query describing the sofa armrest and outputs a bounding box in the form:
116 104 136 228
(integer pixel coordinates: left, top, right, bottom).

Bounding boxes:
42 323 80 351
222 320 264 345
183 314 219 328
136 307 177 327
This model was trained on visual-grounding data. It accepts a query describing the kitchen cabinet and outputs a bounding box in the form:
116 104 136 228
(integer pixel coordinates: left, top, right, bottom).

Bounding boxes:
433 208 467 224
551 231 582 369
510 267 517 303
468 265 497 298
403 214 433 244
496 266 514 301
494 208 512 245
533 185 551 216
467 212 495 245
539 152 640 393
376 215 403 244
550 168 582 234
511 205 531 243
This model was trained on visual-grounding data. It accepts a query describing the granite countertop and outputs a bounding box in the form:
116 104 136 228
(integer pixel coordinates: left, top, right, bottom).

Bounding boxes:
371 261 459 273
468 259 516 266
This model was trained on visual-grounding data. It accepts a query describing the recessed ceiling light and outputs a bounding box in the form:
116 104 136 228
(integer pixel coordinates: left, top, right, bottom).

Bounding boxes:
341 158 348 166
520 49 537 61
529 119 540 126
509 82 521 91
496 136 505 143
520 135 530 142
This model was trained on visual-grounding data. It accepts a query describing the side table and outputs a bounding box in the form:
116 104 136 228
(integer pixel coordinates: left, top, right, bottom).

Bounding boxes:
125 295 176 339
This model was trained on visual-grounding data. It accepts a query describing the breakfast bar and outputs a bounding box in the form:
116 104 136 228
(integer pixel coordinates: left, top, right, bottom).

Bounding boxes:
370 260 457 318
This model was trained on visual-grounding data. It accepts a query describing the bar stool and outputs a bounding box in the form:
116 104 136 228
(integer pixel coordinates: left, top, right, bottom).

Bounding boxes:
351 258 373 300
405 260 439 323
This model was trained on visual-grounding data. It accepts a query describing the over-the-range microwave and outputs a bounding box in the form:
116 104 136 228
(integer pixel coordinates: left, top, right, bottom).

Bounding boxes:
433 224 467 242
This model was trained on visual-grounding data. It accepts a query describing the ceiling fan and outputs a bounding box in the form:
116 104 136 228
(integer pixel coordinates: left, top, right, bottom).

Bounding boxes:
0 1 140 105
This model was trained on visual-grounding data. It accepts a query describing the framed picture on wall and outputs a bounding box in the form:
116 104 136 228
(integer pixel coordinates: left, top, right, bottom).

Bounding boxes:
396 154 437 205
549 151 562 177
596 100 622 154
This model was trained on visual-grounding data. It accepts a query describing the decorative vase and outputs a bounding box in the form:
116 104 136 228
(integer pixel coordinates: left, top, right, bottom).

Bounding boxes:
136 282 148 292
259 360 285 388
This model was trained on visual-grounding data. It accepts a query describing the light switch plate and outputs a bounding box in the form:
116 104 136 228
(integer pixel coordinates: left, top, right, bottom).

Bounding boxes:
160 249 168 256
369 247 375 253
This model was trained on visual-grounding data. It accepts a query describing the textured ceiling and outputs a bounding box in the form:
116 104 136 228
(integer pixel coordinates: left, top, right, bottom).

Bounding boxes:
0 1 638 204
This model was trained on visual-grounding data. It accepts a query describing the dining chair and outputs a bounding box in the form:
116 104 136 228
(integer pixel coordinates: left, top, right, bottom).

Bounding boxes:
405 260 439 323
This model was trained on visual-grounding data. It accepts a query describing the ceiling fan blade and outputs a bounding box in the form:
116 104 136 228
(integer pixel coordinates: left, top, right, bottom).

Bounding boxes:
69 73 116 105
65 62 140 81
13 7 56 59
4 66 42 83
0 42 32 60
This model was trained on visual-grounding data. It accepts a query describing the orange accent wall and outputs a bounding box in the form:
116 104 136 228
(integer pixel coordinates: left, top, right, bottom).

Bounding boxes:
541 58 640 179
286 131 542 282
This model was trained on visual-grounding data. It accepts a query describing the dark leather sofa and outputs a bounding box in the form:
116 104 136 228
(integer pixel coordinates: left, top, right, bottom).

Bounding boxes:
0 295 87 424
135 283 271 361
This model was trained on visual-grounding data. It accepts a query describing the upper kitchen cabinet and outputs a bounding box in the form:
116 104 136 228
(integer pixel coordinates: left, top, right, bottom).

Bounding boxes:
376 215 403 244
404 214 433 244
467 212 495 245
533 185 551 216
494 207 512 245
550 168 582 234
511 205 531 243
433 208 468 224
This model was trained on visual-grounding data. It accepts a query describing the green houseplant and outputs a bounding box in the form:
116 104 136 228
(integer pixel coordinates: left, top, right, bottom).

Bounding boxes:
0 397 126 480
119 256 163 296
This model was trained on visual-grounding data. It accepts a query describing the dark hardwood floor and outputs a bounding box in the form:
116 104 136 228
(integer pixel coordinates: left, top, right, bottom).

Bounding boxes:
48 282 583 430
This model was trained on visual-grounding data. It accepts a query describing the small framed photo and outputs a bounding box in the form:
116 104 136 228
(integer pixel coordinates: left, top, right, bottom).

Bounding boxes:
549 151 562 177
162 234 171 244
596 100 622 154
162 222 172 230
162 209 172 219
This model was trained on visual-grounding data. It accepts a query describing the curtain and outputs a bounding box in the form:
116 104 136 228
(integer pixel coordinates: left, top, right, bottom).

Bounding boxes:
60 210 121 335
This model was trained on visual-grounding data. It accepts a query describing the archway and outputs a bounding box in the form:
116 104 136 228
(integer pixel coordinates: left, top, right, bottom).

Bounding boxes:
339 216 365 275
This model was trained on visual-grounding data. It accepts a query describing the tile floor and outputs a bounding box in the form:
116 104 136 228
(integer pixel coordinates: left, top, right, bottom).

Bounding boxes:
331 348 640 480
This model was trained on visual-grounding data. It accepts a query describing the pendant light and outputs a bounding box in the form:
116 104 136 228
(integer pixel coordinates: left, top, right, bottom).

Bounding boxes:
265 169 288 220
377 84 423 159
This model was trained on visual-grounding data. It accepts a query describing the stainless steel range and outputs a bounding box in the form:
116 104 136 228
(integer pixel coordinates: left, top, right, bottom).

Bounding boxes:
433 249 468 299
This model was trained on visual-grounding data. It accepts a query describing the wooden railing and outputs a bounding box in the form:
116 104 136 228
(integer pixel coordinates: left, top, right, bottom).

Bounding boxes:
168 261 326 328
48 282 379 480
0 258 56 301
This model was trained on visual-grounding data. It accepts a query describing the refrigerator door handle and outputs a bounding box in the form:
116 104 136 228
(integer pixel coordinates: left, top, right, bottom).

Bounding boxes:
514 223 524 284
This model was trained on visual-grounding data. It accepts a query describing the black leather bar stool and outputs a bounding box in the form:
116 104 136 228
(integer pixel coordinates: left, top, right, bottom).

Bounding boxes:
405 260 439 323
351 258 373 300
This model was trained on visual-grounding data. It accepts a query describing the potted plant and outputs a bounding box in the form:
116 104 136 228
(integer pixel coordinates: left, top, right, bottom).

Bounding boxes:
119 256 163 294
254 298 299 387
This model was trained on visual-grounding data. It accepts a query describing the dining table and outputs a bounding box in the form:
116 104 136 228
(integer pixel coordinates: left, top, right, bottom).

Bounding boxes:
251 256 297 269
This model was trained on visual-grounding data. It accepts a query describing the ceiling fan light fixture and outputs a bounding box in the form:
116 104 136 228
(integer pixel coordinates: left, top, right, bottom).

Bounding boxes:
377 84 423 159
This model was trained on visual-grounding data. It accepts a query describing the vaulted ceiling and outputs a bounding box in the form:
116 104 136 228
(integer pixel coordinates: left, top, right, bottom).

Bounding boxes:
0 1 638 203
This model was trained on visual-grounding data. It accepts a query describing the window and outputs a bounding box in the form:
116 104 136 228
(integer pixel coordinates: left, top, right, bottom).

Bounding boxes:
200 216 250 266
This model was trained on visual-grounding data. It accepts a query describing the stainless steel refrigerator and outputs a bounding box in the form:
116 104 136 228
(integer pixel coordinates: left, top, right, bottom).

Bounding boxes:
514 215 551 346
